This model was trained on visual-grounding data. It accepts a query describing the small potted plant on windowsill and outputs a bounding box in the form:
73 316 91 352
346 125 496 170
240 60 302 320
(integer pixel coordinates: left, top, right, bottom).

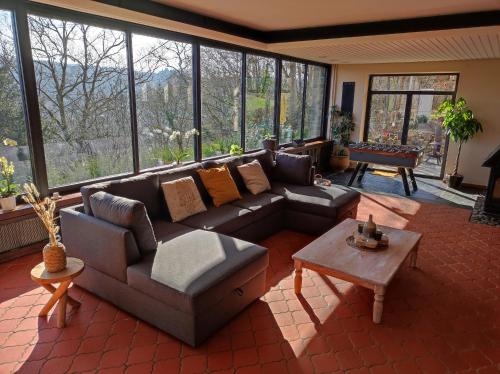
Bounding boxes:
433 97 483 189
229 144 244 156
0 138 20 211
262 132 277 152
330 106 355 172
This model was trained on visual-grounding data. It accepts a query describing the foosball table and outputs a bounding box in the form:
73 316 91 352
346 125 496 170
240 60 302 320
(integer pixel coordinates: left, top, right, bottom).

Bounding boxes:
348 143 424 196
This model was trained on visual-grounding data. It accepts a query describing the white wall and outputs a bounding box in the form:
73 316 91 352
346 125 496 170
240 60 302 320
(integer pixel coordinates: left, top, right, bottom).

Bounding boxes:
333 59 500 186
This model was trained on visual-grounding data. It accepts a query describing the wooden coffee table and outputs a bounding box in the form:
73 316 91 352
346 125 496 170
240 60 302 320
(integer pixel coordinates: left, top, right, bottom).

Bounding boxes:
293 218 421 323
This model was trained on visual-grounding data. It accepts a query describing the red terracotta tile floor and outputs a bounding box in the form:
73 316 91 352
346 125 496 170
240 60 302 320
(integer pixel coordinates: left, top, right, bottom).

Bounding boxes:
1 193 499 373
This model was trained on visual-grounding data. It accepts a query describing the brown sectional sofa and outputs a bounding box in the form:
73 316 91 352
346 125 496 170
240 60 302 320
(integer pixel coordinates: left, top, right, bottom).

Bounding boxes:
60 150 360 346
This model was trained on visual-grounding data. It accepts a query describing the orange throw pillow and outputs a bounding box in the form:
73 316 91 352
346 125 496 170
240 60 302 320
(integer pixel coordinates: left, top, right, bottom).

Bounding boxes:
197 164 242 207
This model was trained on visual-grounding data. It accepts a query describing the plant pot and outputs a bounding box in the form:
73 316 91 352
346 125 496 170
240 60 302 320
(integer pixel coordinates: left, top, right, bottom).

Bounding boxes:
43 242 67 273
329 155 350 172
262 138 277 152
447 174 464 189
0 196 16 211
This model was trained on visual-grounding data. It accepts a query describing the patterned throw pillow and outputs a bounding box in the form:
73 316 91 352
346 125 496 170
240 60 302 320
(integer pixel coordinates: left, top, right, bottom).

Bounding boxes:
197 164 242 207
237 160 271 195
161 177 207 222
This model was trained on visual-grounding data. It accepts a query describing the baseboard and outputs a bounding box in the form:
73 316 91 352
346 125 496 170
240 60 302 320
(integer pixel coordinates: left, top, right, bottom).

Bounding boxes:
0 240 45 264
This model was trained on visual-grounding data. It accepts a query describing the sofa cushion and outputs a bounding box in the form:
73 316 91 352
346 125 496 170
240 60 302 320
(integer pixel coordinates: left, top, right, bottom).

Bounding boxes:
151 220 195 243
231 192 285 221
109 173 161 219
126 230 268 315
237 160 271 195
90 192 157 254
242 149 274 178
161 177 207 222
157 163 208 200
81 181 113 216
197 165 242 207
181 204 253 234
273 153 312 186
271 182 361 219
81 173 161 218
202 156 245 191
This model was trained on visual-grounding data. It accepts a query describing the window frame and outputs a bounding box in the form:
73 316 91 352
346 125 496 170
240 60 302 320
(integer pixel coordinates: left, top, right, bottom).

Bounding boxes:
1 0 331 195
363 73 460 180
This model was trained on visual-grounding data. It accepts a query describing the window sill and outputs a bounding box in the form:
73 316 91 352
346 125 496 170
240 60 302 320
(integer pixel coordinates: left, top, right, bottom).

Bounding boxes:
279 139 331 154
0 192 82 224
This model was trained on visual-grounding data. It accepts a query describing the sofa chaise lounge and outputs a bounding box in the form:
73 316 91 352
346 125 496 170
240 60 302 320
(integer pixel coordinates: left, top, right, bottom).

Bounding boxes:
60 150 360 346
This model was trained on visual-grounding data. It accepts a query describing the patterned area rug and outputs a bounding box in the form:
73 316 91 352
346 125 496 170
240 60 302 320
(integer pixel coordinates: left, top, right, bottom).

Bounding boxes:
470 195 500 227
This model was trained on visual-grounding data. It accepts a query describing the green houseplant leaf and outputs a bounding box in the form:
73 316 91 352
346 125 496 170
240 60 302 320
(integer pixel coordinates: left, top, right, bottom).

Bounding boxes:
433 97 483 176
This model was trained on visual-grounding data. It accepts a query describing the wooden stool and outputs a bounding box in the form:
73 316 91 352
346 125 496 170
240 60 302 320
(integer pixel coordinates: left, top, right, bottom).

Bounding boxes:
30 257 85 328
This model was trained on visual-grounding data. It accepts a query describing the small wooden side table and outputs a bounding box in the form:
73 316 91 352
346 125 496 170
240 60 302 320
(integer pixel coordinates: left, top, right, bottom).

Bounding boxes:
31 257 85 328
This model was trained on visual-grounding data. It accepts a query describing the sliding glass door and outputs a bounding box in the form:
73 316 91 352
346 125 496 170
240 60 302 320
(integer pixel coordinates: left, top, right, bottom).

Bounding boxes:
364 74 458 178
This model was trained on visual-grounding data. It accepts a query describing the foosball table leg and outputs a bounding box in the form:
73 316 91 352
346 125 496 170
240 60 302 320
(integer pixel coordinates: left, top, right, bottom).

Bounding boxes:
348 162 362 186
399 168 411 196
408 169 418 191
357 163 369 183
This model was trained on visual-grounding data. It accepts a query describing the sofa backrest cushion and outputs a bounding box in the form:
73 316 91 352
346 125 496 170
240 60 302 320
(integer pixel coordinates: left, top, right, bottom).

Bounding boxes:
237 160 271 195
81 173 161 219
242 150 274 178
202 156 245 191
197 164 242 207
274 152 312 186
157 162 209 213
90 191 157 254
161 176 207 222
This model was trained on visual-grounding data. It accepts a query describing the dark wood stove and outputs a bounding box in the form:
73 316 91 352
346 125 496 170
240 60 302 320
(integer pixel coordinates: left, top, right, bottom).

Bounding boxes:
482 145 500 215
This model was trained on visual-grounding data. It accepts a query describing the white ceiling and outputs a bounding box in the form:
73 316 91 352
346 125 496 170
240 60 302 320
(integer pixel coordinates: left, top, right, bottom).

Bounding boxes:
268 26 500 64
153 0 500 31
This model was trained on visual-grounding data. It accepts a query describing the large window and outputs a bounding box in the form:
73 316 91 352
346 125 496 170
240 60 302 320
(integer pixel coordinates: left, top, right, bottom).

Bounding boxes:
304 65 326 139
133 34 194 169
279 61 305 144
0 10 31 184
0 3 329 195
200 46 242 158
245 54 275 150
29 15 133 187
365 74 458 178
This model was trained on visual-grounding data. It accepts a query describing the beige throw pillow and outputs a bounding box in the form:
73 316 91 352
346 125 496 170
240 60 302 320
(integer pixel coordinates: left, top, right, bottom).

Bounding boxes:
237 160 271 195
161 177 207 222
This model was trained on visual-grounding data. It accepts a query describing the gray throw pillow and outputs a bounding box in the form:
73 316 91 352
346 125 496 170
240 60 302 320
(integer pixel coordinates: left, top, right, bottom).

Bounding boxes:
274 153 312 186
90 191 157 254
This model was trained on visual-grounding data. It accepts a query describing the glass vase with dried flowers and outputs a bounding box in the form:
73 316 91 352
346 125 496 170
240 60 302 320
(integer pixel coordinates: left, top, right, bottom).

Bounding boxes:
23 183 66 273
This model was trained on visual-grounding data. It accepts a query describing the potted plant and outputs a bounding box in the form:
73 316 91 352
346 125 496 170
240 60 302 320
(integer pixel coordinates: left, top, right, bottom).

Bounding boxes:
229 144 244 156
330 106 355 172
434 97 483 188
168 129 199 165
262 132 277 152
23 183 67 273
330 147 350 171
0 138 20 211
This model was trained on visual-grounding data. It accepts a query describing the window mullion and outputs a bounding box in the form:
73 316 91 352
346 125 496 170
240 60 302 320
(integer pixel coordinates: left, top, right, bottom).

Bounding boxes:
192 42 202 161
13 6 49 196
300 64 308 140
274 59 282 144
125 31 139 174
240 51 246 151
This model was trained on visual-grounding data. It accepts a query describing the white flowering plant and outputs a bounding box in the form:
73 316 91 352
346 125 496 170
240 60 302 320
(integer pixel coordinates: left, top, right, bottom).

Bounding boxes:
0 138 20 198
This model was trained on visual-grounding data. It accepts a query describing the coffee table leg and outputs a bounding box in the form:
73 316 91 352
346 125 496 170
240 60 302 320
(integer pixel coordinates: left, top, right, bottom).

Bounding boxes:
294 260 303 294
373 285 386 324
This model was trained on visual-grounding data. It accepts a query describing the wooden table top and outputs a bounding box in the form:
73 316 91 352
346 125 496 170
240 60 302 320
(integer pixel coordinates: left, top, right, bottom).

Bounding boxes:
293 219 421 287
31 257 85 284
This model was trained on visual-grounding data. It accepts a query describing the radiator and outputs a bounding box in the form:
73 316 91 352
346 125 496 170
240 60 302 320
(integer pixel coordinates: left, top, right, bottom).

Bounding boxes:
0 217 48 253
